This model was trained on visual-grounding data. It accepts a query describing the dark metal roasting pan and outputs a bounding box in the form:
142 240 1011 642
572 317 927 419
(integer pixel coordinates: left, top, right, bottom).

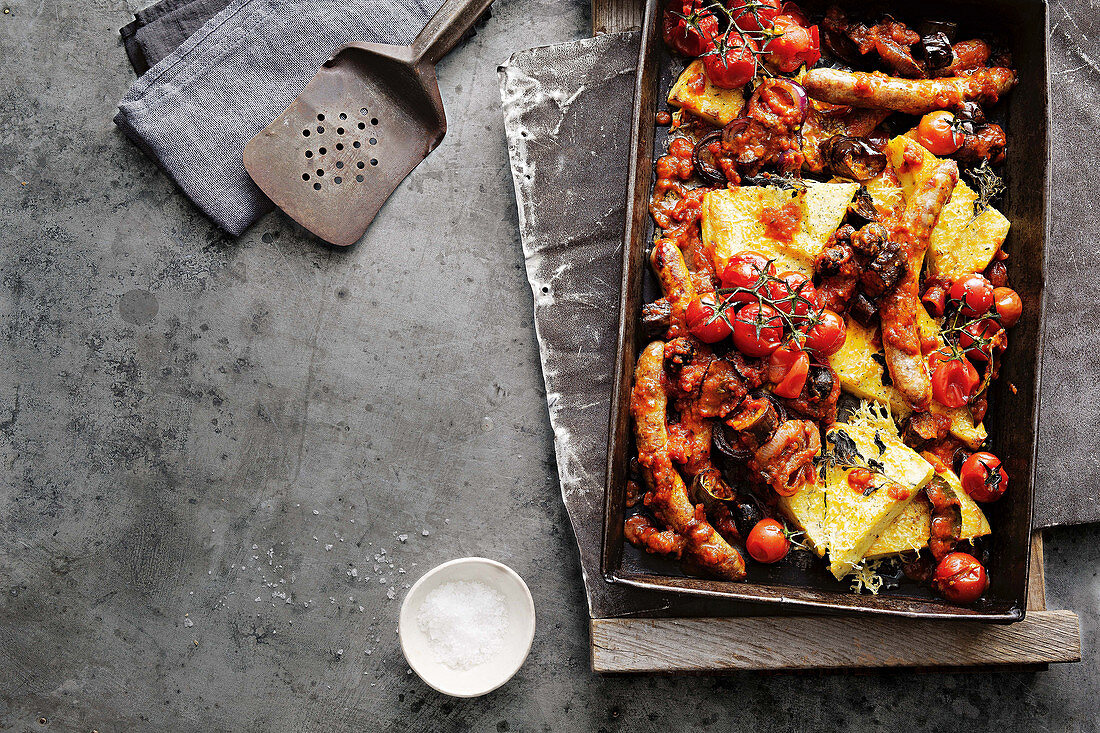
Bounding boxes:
602 0 1048 620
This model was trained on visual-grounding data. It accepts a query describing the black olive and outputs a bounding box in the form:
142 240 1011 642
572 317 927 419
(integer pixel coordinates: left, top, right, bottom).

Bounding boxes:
919 31 955 70
849 292 879 327
847 187 879 225
732 501 763 539
821 136 887 182
807 365 835 402
954 101 987 136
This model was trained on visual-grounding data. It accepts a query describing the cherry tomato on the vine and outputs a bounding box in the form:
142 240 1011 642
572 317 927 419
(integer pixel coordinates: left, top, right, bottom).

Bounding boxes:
720 250 776 304
686 294 732 344
993 286 1023 328
704 33 759 89
958 318 1005 362
732 302 784 356
916 111 964 156
763 15 820 73
746 518 790 563
770 270 818 319
803 308 846 355
933 552 989 604
779 1 809 25
768 341 810 398
960 451 1008 502
662 0 720 57
928 349 979 408
949 273 994 317
727 0 781 31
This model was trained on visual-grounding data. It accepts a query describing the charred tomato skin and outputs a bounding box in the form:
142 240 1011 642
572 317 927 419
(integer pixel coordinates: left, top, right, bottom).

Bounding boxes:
916 111 964 155
746 518 790 563
949 273 995 317
686 294 733 344
933 551 989 604
732 302 784 357
960 451 1008 502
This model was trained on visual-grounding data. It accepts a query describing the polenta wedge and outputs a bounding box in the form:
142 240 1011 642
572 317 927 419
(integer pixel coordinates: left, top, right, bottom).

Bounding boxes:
822 406 934 579
667 59 746 127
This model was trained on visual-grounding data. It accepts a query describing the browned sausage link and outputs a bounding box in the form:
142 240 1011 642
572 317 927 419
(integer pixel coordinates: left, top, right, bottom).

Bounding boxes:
624 514 687 558
921 473 962 561
650 239 698 338
631 342 747 579
802 67 1017 115
881 154 959 407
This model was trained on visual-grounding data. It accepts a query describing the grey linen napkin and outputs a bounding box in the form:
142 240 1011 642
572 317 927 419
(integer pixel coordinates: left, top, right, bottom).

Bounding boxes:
500 6 1100 615
121 0 232 75
115 0 444 236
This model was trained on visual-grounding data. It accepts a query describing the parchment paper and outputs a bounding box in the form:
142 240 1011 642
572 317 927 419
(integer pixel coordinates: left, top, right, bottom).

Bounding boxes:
499 7 1100 615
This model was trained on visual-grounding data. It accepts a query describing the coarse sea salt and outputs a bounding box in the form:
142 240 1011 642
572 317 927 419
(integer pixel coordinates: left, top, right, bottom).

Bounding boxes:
416 580 508 671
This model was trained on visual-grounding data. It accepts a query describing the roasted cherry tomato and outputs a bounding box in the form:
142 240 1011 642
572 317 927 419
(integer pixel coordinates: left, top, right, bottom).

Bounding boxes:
992 286 1023 328
949 273 994 317
960 451 1008 502
704 33 759 89
958 318 1005 362
686 294 732 343
770 270 818 319
727 0 781 31
779 1 809 25
916 111 964 156
720 250 776 304
746 518 790 563
662 0 720 57
803 308 846 355
733 302 784 356
933 551 989 604
763 15 820 73
928 349 979 408
768 341 810 398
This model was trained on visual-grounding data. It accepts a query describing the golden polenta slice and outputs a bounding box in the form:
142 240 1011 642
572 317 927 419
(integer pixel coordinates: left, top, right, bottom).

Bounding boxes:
885 135 1010 282
822 406 933 579
865 460 991 560
700 181 858 276
776 467 829 558
828 316 988 449
667 59 746 127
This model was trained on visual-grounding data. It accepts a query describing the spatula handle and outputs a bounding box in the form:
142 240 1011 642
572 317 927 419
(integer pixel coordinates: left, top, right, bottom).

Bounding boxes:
410 0 494 66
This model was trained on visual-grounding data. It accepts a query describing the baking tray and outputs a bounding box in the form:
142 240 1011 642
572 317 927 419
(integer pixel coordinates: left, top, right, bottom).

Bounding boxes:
602 0 1048 620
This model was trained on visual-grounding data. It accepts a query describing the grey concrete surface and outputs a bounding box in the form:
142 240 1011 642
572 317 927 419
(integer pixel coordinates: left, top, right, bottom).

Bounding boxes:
0 1 1095 731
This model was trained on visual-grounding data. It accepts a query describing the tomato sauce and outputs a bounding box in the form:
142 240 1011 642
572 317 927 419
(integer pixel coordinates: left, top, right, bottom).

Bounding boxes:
760 201 803 242
847 467 875 493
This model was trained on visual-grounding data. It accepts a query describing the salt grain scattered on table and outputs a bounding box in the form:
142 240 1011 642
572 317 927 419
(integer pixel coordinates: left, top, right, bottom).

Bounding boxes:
416 580 508 670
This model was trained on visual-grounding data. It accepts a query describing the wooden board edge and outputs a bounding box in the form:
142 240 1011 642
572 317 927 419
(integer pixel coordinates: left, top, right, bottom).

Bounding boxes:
590 610 1080 673
593 0 644 35
1027 530 1047 611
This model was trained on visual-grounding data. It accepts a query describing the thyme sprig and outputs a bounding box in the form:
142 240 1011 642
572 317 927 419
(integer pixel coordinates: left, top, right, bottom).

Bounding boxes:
963 160 1005 220
937 299 1006 399
818 428 886 476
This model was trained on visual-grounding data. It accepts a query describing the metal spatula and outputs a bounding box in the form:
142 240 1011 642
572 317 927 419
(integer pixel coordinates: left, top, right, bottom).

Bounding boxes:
243 0 493 246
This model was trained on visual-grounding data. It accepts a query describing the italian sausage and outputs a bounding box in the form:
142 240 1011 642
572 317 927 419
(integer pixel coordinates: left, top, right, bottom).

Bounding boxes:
802 67 1017 115
650 239 698 338
880 153 959 407
631 342 746 580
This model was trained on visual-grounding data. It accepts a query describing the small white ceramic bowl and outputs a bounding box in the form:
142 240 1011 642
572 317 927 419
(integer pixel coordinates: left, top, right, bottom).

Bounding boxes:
398 557 535 697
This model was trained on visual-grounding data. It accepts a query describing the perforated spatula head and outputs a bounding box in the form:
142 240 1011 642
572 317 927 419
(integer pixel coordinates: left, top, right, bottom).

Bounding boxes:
244 0 492 247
